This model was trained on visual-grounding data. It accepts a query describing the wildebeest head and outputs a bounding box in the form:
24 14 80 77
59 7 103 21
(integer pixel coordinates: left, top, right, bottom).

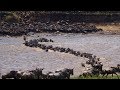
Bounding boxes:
65 68 74 75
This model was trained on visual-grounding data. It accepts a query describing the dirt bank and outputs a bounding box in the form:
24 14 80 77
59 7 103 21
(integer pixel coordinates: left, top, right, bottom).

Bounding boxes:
95 23 120 34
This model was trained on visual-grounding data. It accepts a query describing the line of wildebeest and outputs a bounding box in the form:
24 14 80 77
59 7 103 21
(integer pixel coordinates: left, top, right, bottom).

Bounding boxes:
1 37 120 79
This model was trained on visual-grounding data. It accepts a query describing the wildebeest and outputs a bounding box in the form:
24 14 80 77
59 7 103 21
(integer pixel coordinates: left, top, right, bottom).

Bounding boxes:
100 69 119 79
24 39 38 47
2 70 22 79
37 38 54 42
47 45 53 50
81 63 85 67
79 72 92 77
82 53 93 59
74 51 81 56
92 62 103 71
20 71 35 79
50 39 54 42
42 72 54 79
23 35 27 42
48 68 74 79
28 68 44 79
18 68 44 79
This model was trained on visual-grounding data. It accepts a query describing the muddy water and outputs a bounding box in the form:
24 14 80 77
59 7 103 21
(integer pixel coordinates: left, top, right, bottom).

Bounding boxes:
0 33 120 77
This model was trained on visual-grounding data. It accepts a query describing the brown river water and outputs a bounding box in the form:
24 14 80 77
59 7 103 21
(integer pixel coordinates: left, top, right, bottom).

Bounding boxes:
0 33 120 77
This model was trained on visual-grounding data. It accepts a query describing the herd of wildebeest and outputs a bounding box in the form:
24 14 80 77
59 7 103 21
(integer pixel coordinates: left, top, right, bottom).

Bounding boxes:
0 20 103 36
1 37 120 79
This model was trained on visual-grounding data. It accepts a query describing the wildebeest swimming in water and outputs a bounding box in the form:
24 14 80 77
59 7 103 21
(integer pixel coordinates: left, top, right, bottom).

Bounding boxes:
23 35 28 43
23 38 54 47
28 68 44 79
81 63 85 67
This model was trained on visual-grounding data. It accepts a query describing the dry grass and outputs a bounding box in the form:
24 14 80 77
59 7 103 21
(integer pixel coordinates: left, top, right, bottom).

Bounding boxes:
95 23 120 34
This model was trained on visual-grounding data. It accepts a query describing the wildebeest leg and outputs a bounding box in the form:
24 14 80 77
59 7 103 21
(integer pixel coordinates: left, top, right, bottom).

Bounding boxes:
82 74 86 78
66 76 70 79
66 75 70 79
101 73 104 77
90 73 92 77
106 73 108 78
96 73 99 77
102 73 105 77
114 73 119 79
82 73 86 78
112 73 113 77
